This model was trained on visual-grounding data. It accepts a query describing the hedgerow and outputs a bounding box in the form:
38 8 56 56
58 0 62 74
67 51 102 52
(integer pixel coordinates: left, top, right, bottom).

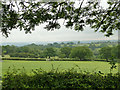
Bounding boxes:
2 67 120 89
2 57 107 61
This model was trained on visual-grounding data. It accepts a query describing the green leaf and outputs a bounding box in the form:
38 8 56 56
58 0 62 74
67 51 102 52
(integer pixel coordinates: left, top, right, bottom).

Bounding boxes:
107 1 113 5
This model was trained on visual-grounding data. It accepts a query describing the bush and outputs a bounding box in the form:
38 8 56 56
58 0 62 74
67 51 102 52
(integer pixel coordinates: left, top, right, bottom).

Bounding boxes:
2 67 120 89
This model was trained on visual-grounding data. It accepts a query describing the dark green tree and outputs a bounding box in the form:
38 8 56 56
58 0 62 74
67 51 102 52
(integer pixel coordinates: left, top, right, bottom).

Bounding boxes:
60 47 72 58
70 46 93 60
2 45 17 55
52 42 60 48
111 45 120 59
99 46 112 62
43 47 56 58
77 41 80 44
67 42 74 45
89 43 96 50
60 42 65 45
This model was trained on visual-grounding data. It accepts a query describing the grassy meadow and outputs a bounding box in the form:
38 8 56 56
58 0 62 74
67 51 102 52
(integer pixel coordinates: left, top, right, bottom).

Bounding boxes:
2 60 118 75
0 61 2 75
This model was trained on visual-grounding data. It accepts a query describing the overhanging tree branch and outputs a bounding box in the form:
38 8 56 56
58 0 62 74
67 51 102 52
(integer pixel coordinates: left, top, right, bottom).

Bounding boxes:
1 0 119 37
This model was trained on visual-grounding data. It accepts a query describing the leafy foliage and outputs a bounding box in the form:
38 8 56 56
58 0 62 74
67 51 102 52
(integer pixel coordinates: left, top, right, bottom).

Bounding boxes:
1 0 120 37
109 57 117 73
70 46 93 60
2 41 119 60
43 47 56 58
60 47 71 58
99 46 112 61
2 67 120 89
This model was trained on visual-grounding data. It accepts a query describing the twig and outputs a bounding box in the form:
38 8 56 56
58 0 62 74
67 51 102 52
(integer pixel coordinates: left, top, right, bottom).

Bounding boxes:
96 2 118 31
15 0 20 12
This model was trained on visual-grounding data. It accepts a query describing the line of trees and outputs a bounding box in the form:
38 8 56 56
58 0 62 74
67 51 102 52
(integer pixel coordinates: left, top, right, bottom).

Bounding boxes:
1 43 119 61
99 46 119 62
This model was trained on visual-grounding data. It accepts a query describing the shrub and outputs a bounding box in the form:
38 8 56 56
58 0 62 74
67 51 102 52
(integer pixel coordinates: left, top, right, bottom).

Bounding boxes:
2 67 120 89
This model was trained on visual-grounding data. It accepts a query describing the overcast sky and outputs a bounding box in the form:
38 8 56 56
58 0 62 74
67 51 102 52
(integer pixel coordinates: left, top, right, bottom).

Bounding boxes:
1 0 118 43
1 24 118 43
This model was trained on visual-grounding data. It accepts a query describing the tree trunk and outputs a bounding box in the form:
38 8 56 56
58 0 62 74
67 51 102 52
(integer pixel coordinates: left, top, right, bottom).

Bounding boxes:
106 58 108 62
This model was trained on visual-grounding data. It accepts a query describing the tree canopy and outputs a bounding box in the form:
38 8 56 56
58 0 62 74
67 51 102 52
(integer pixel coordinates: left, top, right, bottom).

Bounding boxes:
99 46 112 61
1 0 120 37
70 46 93 60
1 41 119 60
43 47 56 58
60 47 71 58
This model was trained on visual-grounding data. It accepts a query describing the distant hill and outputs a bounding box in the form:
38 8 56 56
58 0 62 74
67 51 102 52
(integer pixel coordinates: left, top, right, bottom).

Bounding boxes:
1 40 118 46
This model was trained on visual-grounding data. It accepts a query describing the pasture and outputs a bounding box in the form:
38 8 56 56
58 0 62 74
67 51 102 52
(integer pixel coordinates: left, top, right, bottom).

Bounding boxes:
2 60 118 75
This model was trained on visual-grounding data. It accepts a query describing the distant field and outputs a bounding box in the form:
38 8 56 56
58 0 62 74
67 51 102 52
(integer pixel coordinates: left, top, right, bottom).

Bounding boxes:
2 60 118 75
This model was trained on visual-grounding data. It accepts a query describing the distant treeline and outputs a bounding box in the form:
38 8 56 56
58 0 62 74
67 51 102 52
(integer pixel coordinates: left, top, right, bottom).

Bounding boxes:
1 41 119 61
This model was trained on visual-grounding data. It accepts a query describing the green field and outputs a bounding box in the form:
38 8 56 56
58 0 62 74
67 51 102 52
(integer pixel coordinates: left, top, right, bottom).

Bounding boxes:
2 60 118 75
0 62 1 75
